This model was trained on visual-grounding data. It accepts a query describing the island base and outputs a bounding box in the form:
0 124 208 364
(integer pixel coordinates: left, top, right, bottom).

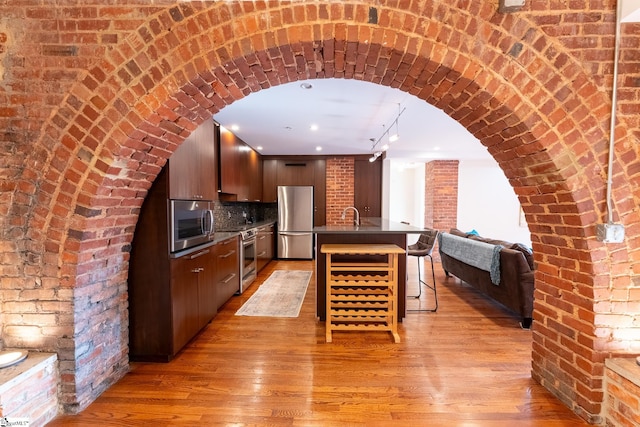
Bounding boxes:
315 233 407 322
322 243 406 343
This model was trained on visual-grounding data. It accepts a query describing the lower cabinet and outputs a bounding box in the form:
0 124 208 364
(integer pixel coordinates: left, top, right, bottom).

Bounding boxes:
130 244 218 362
257 224 275 272
170 247 216 353
215 236 240 310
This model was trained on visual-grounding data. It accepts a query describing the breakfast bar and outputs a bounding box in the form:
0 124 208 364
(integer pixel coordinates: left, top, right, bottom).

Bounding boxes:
312 218 425 322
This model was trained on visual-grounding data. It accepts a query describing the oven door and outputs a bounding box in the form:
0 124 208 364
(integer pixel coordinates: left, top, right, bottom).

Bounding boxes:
240 237 257 293
170 200 214 253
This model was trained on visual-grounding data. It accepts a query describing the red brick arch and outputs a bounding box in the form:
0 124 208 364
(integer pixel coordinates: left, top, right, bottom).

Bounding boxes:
6 2 635 422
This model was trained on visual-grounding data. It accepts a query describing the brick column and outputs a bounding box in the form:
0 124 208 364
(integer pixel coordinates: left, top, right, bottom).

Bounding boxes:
325 157 354 225
425 160 459 232
424 160 458 261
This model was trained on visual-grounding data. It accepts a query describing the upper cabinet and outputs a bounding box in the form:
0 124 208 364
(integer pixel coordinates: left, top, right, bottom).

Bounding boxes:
276 160 315 186
261 157 326 226
244 147 263 202
168 118 217 201
354 157 382 217
313 159 326 226
262 159 278 203
217 124 262 202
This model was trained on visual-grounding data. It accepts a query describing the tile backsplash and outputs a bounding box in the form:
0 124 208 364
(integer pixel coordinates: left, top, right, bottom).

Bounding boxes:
213 201 277 230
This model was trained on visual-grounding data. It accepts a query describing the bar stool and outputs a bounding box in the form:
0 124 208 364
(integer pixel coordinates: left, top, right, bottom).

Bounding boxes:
407 229 439 312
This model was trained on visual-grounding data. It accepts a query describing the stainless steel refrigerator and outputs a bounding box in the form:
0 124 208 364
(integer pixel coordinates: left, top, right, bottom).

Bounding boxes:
277 186 314 259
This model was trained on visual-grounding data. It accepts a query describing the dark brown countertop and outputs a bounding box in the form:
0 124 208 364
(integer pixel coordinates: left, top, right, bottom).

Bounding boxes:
311 218 425 234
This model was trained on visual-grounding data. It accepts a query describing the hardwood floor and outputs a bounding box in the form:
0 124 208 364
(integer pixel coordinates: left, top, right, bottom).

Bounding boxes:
49 259 588 426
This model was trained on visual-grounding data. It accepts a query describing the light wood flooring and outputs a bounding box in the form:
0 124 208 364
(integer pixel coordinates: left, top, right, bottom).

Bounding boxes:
49 258 589 426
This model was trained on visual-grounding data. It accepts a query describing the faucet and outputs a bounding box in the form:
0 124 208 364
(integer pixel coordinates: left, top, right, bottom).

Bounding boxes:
341 206 360 226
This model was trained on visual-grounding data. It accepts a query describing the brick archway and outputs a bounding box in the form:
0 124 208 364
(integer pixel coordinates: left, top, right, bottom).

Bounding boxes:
3 2 636 422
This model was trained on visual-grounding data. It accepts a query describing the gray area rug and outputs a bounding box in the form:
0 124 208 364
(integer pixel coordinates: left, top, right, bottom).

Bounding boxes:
235 270 312 317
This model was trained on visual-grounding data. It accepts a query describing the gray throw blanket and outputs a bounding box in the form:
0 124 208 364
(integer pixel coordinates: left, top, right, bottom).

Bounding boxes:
438 233 502 285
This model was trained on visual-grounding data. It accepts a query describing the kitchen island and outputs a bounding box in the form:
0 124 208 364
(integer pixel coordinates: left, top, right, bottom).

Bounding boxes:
312 218 425 321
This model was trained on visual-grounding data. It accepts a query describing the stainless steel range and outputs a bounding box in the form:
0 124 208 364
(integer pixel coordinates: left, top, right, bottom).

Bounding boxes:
239 227 257 293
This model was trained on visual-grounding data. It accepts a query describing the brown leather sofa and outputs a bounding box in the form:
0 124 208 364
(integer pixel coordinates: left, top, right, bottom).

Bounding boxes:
439 228 535 329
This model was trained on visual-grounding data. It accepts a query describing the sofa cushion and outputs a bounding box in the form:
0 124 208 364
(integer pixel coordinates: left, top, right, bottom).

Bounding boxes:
449 228 534 271
449 228 468 238
468 235 509 246
510 243 534 270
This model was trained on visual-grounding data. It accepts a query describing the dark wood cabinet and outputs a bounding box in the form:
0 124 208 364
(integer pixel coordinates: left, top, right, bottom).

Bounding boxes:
355 158 382 217
262 157 326 226
218 126 262 201
215 236 240 310
245 148 262 202
169 118 217 201
313 159 326 226
262 159 278 202
128 172 217 362
256 224 275 272
170 247 216 353
195 248 217 329
277 159 315 186
218 126 242 196
129 165 219 362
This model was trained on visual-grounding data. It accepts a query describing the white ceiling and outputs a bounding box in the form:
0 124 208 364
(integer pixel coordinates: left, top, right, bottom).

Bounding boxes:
213 78 491 162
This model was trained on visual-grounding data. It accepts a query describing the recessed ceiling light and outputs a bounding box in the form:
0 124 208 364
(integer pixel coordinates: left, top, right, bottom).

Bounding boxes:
231 124 239 131
300 82 313 90
310 124 318 131
316 146 322 151
256 146 263 151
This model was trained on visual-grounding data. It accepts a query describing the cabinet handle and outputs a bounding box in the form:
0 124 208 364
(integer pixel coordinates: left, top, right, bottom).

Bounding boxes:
189 249 210 259
258 236 266 240
191 267 204 273
221 273 237 284
258 251 267 257
219 250 236 259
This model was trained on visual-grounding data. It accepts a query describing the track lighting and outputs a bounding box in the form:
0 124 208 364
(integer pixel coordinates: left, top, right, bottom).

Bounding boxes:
388 104 400 142
369 104 405 157
369 151 382 162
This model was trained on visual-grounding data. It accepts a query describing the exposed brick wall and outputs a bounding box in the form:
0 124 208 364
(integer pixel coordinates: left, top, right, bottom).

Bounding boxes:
326 157 355 225
0 0 637 422
425 160 459 232
425 160 459 262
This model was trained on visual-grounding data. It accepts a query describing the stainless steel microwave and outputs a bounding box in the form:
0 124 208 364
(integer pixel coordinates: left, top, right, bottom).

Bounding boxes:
170 200 214 253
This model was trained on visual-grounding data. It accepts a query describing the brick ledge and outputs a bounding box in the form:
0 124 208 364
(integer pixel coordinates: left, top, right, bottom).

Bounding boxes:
0 352 57 393
605 357 640 388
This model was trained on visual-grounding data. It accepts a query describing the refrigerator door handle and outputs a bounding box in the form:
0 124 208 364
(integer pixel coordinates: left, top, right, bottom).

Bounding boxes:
278 231 311 236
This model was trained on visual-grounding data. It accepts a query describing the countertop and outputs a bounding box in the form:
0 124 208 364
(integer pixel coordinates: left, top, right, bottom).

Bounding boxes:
171 220 277 259
217 219 277 233
311 218 425 234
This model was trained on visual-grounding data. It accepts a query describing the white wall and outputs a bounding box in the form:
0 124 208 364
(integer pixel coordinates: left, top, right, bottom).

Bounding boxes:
384 159 425 245
382 157 531 248
457 158 532 247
